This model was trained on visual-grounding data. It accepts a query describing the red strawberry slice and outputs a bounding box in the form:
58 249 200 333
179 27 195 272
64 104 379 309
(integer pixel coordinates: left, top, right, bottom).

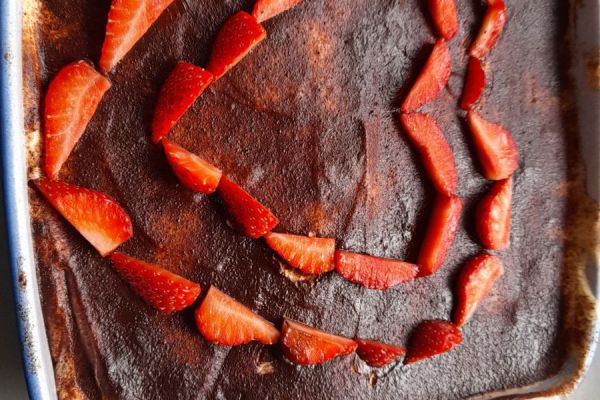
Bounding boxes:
459 57 485 110
109 252 201 313
280 319 357 365
265 232 335 274
355 338 406 368
468 1 507 59
335 251 418 290
466 111 519 181
405 320 462 364
35 179 132 256
195 286 280 346
44 60 111 179
162 139 222 194
99 0 175 73
401 39 452 112
207 12 267 80
418 194 462 277
476 177 512 250
453 253 504 327
427 0 458 40
217 176 279 238
252 0 305 23
151 62 214 143
400 113 457 195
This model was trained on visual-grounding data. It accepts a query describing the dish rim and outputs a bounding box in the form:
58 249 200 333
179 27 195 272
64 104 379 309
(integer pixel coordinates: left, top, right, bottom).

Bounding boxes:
1 1 57 399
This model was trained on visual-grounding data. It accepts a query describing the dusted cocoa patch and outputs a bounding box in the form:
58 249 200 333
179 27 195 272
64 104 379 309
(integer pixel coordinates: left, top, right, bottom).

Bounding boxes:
18 271 27 290
585 48 600 89
23 0 598 399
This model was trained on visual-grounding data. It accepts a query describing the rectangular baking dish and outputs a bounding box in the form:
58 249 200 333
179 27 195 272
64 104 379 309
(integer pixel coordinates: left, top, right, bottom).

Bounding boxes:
1 1 598 399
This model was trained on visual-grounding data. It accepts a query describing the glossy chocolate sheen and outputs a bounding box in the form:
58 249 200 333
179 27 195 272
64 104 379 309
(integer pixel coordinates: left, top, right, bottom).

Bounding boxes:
25 0 579 398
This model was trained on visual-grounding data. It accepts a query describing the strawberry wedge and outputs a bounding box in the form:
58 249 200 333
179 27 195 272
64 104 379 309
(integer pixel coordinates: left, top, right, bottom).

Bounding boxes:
162 139 222 194
109 253 201 313
401 39 451 112
151 62 214 143
335 251 418 290
476 177 512 250
405 320 462 364
418 194 462 277
265 232 335 274
195 286 280 346
252 0 305 23
453 253 504 327
100 0 175 73
355 338 406 368
280 319 357 365
427 0 458 40
400 112 457 195
207 12 267 80
217 176 278 238
466 111 519 181
44 60 111 179
468 1 507 59
459 57 485 110
35 179 133 256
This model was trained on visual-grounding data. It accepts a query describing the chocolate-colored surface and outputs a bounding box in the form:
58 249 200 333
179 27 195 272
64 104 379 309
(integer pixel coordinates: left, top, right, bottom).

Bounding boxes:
26 0 577 398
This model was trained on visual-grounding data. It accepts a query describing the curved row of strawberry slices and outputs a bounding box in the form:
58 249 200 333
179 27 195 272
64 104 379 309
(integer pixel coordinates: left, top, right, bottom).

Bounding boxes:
409 0 514 352
35 0 514 370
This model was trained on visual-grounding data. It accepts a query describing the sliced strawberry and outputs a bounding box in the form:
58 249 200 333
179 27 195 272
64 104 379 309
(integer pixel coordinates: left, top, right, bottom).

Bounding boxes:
459 57 485 110
427 0 458 40
207 12 267 80
35 179 132 256
468 1 507 59
100 0 175 73
252 0 304 23
44 60 111 179
151 62 214 143
195 286 280 346
265 232 335 274
280 319 357 365
401 39 452 112
217 176 278 238
400 113 457 195
466 111 519 180
109 252 201 313
355 338 406 368
162 139 222 194
405 320 462 364
476 177 512 250
453 254 504 327
335 251 418 290
418 194 462 277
